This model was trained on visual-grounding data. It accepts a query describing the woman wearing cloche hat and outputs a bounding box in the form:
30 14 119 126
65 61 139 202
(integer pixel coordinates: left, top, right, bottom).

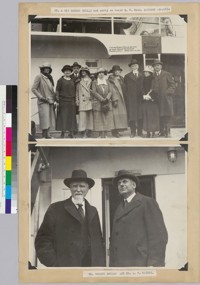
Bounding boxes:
31 62 56 139
108 65 128 138
142 65 160 138
55 65 77 138
76 67 94 138
91 67 114 138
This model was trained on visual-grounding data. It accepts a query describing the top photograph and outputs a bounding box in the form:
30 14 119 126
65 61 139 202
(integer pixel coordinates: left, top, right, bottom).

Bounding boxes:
30 15 187 140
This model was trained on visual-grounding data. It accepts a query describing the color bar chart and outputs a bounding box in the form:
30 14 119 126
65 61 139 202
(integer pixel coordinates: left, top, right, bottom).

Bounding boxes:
0 86 17 214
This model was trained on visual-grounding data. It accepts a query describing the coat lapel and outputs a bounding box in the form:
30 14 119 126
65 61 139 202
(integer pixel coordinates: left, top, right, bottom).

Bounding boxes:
80 78 92 93
114 193 143 222
159 70 165 79
127 72 141 82
41 75 54 93
63 197 96 224
154 71 164 80
128 72 137 81
63 197 82 223
113 77 124 101
85 199 96 224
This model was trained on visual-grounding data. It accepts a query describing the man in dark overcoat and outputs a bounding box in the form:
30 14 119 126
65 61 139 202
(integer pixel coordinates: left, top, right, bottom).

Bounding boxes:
110 170 168 267
124 59 143 137
151 60 176 137
70 62 82 118
35 169 105 267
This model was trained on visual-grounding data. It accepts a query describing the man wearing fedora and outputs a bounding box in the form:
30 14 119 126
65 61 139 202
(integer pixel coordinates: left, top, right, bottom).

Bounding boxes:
151 60 176 137
35 169 105 267
71 61 82 82
71 62 82 119
110 170 168 267
124 59 144 137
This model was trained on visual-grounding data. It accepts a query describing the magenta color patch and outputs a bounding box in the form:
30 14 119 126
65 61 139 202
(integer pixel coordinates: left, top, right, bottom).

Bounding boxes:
6 128 12 142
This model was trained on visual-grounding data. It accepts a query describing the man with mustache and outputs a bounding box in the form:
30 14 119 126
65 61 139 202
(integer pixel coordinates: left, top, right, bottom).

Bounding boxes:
35 169 105 267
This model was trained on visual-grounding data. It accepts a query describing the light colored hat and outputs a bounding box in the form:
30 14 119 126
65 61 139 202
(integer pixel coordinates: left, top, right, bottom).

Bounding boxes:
96 67 107 75
143 65 154 73
39 63 52 71
79 66 90 75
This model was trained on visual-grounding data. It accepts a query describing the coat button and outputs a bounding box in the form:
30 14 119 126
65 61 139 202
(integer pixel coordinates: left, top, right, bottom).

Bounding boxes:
115 232 119 236
82 94 84 96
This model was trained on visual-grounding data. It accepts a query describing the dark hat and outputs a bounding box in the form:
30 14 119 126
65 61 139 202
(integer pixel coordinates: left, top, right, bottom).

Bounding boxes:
96 67 107 75
39 62 52 73
61 65 73 73
79 66 90 76
113 170 140 188
128 59 139 67
108 65 123 74
64 169 95 189
72 62 81 68
153 60 163 66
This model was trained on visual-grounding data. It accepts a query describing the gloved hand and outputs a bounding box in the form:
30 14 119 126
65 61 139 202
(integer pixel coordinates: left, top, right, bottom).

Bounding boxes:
102 98 109 105
41 97 49 103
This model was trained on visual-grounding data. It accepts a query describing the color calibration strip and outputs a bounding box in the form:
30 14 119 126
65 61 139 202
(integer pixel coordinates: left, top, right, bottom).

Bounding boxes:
0 86 17 214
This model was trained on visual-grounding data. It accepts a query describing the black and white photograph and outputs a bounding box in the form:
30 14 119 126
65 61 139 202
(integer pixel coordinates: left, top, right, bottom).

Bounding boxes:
30 15 187 140
30 146 187 269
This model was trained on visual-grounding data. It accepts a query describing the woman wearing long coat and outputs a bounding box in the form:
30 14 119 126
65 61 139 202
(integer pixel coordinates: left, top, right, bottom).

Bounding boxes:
91 67 114 138
32 63 56 139
76 66 93 138
56 65 77 138
108 65 128 137
142 66 160 137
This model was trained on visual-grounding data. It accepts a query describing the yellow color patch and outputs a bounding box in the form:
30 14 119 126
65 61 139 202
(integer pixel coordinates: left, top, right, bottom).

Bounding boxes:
6 156 12 171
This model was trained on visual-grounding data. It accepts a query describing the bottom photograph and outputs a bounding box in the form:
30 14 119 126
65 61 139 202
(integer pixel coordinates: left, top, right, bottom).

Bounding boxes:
30 146 187 269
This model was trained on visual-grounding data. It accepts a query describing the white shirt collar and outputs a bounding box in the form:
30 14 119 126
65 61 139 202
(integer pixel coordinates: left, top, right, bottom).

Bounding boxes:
72 197 85 206
71 197 86 214
125 192 136 203
97 78 107 85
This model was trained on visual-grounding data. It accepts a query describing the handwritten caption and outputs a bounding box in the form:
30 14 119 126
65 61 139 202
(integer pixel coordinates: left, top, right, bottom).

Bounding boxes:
83 269 157 278
51 6 171 15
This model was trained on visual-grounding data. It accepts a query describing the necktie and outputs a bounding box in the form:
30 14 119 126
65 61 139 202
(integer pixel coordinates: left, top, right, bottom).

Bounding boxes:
133 73 137 78
124 199 128 208
77 204 85 219
156 72 159 77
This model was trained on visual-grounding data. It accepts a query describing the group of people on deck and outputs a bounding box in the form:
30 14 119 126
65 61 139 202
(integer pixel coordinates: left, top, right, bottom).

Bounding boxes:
32 59 176 139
